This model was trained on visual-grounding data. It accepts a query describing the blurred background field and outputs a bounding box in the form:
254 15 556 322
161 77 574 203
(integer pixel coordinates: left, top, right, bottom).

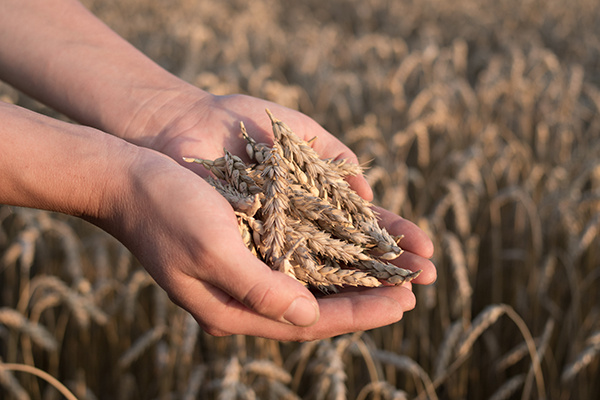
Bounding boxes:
2 0 600 399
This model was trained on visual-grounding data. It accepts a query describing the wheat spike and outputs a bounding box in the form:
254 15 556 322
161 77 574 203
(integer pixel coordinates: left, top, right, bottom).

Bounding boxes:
243 360 292 383
182 109 413 293
456 304 508 357
0 308 58 351
261 147 291 265
28 275 108 328
561 330 600 382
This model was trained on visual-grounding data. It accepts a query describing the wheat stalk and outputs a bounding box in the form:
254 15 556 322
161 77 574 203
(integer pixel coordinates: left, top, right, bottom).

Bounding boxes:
0 357 30 400
0 361 78 400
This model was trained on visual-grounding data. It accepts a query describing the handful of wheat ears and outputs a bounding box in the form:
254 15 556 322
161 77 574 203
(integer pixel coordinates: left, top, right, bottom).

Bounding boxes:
184 110 421 294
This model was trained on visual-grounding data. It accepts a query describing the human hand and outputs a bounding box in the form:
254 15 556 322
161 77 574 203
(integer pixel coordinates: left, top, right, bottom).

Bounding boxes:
0 0 434 340
115 89 436 340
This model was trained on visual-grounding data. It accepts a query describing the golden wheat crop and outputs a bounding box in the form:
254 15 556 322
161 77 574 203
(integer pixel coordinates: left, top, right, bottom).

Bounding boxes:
2 0 600 399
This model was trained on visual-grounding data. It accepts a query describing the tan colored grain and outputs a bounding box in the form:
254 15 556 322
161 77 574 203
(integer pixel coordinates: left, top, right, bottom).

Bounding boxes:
186 109 417 293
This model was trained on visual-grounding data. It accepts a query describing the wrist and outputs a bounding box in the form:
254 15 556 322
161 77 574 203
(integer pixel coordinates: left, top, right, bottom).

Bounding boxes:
116 83 214 151
0 102 138 224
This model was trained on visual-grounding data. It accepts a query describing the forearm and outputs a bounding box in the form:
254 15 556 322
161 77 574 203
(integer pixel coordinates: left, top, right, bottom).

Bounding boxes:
0 100 133 221
0 0 202 148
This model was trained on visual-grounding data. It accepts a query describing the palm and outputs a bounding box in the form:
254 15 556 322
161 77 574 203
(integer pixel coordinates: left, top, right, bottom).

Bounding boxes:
125 93 436 340
156 94 373 195
155 93 435 279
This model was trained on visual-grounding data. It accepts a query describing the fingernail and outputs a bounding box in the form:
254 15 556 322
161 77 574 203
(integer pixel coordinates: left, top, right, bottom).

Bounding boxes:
283 297 319 327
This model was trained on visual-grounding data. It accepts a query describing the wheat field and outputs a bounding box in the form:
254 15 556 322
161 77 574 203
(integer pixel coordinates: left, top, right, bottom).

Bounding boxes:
1 0 600 399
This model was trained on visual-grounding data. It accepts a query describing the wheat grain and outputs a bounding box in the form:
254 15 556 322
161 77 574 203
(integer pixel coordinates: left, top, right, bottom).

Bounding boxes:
183 109 418 293
261 148 290 265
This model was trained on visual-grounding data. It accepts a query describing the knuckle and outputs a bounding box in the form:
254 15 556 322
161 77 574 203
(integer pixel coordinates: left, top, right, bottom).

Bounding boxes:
242 281 283 318
201 325 232 337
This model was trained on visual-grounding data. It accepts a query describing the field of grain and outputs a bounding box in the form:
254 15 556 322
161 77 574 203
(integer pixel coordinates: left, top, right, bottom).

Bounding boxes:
2 0 600 399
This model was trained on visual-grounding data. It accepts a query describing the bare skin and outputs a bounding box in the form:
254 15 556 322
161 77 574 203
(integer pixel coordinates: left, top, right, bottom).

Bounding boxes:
0 0 435 341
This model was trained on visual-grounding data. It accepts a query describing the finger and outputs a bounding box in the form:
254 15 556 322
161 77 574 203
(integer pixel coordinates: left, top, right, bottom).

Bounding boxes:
182 223 322 328
391 250 437 285
174 276 416 341
374 206 435 258
345 173 374 202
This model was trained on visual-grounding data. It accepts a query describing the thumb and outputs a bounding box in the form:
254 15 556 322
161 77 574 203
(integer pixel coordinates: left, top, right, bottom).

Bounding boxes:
199 235 321 328
238 262 321 327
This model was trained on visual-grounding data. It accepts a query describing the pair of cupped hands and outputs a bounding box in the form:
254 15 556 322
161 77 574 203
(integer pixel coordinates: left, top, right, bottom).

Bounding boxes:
108 90 436 341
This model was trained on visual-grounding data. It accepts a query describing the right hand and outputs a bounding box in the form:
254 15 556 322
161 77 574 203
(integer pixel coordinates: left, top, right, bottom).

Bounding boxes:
96 147 430 341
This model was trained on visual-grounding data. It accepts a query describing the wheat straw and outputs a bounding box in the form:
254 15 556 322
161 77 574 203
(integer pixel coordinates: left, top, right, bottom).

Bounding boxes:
1 362 78 400
0 358 30 400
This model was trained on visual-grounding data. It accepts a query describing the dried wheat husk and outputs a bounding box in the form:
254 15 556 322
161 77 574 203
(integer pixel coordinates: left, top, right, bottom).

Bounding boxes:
184 109 421 294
